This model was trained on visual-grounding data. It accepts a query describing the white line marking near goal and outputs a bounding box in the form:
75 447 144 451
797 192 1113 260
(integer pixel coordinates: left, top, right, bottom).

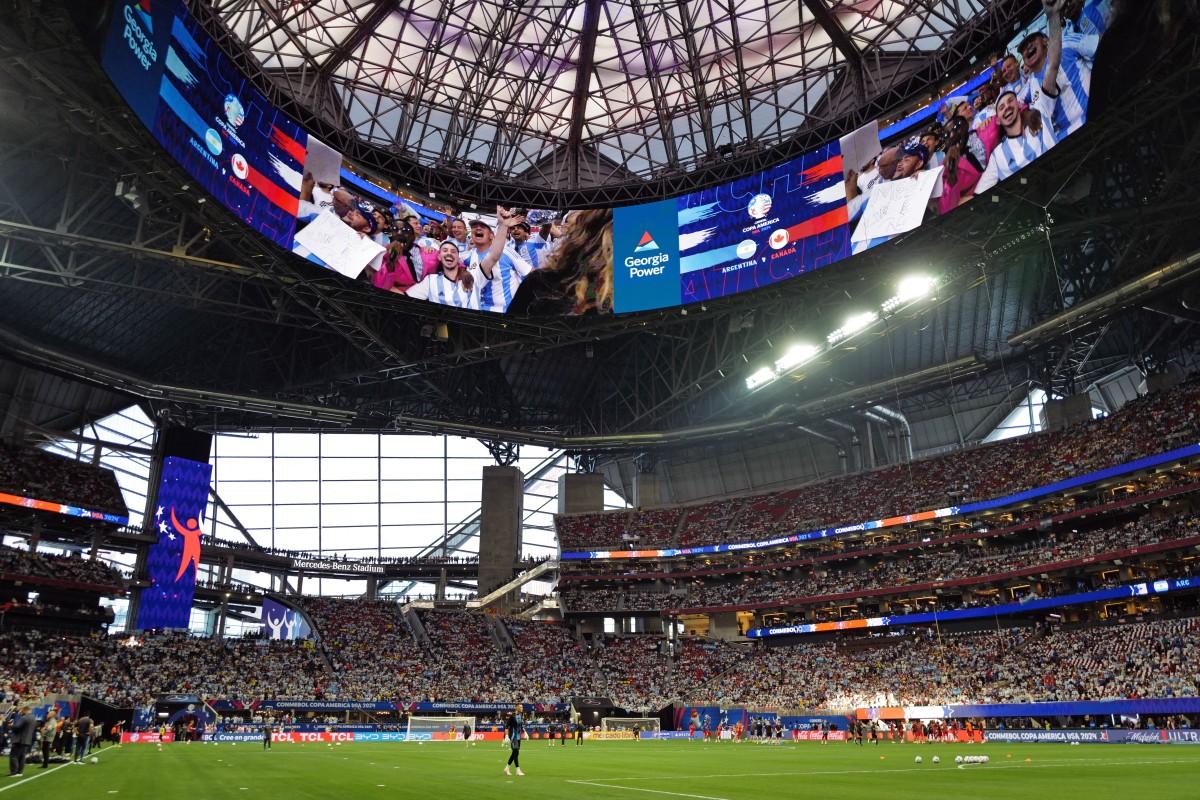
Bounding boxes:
568 780 733 800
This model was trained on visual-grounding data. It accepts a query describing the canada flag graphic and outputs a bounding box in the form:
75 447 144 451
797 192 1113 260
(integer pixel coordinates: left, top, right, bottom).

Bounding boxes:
634 231 659 252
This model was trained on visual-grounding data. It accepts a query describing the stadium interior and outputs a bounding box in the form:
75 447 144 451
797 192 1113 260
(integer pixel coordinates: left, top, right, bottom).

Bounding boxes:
1 0 1200 775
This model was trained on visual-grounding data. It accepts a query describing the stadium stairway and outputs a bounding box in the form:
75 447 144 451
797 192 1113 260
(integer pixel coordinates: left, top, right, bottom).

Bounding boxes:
464 558 558 610
403 607 433 647
485 615 513 649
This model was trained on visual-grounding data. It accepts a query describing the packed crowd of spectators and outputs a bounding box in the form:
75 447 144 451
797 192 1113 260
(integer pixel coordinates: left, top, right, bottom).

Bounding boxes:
299 597 419 701
561 470 1199 581
558 378 1200 553
559 509 1200 615
0 544 127 588
0 629 326 710
0 443 126 515
0 604 1195 714
698 617 1200 710
585 634 746 711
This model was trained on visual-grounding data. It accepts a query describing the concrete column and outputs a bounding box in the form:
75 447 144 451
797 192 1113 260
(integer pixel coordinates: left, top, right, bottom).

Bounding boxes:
633 472 662 508
366 577 377 601
89 528 103 561
478 466 523 596
1041 394 1092 431
557 473 605 515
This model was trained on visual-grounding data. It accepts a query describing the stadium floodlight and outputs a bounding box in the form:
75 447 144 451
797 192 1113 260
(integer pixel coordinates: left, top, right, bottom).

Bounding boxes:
746 366 776 390
827 311 878 345
896 275 937 303
775 344 819 372
883 275 937 314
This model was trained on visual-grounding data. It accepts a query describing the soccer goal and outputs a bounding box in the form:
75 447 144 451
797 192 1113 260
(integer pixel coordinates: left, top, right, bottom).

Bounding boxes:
600 717 660 737
405 716 474 742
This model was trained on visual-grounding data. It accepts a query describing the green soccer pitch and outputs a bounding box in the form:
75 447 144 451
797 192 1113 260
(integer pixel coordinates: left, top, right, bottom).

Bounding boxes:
7 739 1200 799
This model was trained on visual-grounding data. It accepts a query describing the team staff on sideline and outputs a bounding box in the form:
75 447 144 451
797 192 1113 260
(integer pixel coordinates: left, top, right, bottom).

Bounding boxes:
574 720 584 746
503 704 526 776
262 721 272 750
38 709 57 769
8 706 36 776
74 714 94 762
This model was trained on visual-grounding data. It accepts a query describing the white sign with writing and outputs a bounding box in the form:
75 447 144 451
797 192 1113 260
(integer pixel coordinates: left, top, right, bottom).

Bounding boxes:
851 166 943 243
294 211 385 278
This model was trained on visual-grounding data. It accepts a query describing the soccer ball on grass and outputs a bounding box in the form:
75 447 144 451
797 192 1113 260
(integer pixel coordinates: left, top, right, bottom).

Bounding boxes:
914 756 922 764
90 756 99 764
932 756 940 764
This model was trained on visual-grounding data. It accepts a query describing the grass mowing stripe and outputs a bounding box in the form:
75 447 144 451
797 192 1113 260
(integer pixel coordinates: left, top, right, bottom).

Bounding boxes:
15 740 1197 800
568 780 734 800
0 745 129 795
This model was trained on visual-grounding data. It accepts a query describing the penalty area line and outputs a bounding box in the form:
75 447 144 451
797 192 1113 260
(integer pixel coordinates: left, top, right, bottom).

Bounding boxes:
567 779 733 800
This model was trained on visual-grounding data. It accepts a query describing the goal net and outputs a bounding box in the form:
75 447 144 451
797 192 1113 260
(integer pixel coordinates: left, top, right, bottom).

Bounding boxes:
600 717 660 737
405 715 474 742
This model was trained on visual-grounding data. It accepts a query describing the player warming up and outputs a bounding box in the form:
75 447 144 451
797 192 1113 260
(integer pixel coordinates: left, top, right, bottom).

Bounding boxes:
503 705 525 777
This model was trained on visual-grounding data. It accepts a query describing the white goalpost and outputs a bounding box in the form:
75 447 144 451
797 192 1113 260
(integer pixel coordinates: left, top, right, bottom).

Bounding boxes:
599 717 661 738
405 715 474 741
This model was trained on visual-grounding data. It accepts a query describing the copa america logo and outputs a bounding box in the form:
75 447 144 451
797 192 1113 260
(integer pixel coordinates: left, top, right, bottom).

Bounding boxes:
747 193 772 219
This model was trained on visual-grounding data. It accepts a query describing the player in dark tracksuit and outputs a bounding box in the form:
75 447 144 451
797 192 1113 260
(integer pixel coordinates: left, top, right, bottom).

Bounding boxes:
503 706 525 776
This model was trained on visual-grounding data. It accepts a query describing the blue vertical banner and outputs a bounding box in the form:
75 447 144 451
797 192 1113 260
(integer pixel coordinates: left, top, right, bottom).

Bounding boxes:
136 456 212 630
613 199 681 313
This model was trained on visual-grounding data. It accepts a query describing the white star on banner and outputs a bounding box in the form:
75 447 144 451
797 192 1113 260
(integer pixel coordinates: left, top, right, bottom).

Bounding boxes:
157 520 168 534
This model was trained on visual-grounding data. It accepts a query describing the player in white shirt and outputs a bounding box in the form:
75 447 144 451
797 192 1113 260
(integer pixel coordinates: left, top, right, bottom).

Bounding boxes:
406 207 526 310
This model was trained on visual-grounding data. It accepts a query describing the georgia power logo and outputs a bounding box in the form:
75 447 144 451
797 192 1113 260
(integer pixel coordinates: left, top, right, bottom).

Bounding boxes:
634 231 658 252
625 230 670 278
748 193 773 219
769 229 789 250
123 1 159 71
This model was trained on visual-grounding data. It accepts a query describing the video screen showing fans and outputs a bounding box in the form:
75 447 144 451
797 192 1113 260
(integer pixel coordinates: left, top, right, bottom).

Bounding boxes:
100 0 1111 316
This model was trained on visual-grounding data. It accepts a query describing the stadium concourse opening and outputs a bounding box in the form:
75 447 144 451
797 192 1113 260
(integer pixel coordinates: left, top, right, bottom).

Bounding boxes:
1 0 1200 795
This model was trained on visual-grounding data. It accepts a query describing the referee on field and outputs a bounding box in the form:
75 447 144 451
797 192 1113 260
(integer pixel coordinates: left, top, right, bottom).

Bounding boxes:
503 704 525 777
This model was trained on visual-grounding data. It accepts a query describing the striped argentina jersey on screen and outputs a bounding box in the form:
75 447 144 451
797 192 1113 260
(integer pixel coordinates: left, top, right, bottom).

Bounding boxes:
512 240 546 270
1020 32 1097 138
468 248 534 313
974 89 1059 195
405 271 481 309
1073 0 1113 36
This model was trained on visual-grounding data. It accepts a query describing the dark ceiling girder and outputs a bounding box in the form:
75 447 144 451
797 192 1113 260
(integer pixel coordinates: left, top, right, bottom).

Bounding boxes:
800 0 867 103
318 0 396 77
566 0 603 187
